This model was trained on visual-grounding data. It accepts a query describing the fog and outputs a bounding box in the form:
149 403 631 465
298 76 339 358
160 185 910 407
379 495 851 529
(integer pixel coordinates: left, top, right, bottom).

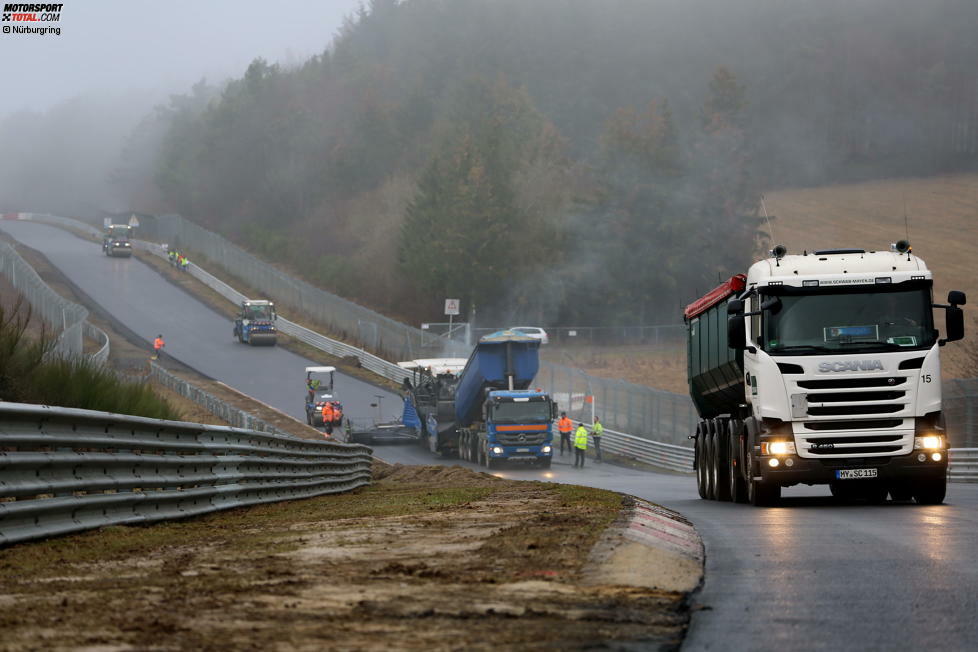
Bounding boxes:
0 0 359 113
1 0 976 327
0 0 358 214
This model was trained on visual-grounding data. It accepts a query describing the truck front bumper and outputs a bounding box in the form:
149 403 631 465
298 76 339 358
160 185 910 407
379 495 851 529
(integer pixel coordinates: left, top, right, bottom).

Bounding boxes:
759 452 947 485
488 444 552 462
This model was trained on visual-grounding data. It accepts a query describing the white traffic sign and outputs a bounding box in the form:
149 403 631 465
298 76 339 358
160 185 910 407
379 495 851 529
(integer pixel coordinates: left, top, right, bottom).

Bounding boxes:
444 299 460 316
128 214 140 227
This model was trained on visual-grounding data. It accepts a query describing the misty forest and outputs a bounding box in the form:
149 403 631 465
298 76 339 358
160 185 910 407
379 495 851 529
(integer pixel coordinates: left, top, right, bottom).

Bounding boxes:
2 0 977 327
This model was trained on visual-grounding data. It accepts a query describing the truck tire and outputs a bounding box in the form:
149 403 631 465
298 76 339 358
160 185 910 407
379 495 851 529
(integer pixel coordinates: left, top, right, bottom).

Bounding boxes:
889 482 914 502
705 425 717 500
729 424 748 504
912 476 947 505
746 447 780 506
695 424 709 499
714 419 732 502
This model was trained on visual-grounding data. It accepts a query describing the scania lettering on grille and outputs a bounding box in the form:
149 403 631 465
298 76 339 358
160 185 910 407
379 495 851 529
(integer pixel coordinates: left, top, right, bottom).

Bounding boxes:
818 360 884 372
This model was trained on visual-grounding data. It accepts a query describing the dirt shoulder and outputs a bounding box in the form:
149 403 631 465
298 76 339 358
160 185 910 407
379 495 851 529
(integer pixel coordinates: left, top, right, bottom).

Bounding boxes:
0 465 693 651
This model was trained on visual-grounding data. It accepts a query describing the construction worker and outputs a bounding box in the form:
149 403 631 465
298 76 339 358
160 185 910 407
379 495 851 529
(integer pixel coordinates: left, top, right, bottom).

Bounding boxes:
592 417 604 463
321 402 335 434
307 377 320 402
573 422 588 469
557 411 573 456
152 334 165 360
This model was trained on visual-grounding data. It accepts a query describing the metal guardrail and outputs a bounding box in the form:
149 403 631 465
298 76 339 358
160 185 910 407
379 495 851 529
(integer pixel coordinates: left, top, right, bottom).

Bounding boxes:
592 427 694 473
949 448 978 483
149 362 292 436
133 239 412 386
0 402 373 546
84 321 110 365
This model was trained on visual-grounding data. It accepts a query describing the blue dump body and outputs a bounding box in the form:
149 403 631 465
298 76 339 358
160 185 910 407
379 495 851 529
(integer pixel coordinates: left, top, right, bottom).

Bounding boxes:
454 331 541 427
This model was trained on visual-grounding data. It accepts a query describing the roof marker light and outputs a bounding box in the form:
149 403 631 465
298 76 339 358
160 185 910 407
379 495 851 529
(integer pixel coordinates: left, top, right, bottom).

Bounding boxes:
875 277 892 284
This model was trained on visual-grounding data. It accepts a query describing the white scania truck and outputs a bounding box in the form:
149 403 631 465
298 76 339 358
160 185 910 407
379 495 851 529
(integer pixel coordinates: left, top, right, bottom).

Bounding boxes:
685 241 966 506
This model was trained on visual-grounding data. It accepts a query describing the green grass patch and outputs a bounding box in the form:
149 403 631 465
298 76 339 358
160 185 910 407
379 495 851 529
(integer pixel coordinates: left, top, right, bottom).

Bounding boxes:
0 299 178 419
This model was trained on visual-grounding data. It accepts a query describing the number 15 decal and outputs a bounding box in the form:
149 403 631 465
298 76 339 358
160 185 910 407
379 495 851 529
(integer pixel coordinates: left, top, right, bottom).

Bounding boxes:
922 374 933 383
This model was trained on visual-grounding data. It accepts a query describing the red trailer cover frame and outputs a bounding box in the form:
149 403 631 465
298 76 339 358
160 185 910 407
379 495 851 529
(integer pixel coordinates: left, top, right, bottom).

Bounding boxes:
683 274 747 321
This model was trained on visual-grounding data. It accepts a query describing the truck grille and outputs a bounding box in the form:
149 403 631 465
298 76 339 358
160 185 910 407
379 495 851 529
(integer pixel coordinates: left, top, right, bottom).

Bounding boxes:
797 377 905 390
496 432 547 446
802 419 903 431
787 370 915 457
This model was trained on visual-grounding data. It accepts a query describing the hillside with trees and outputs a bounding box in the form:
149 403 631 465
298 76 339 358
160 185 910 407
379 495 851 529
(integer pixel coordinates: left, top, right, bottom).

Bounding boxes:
130 0 976 326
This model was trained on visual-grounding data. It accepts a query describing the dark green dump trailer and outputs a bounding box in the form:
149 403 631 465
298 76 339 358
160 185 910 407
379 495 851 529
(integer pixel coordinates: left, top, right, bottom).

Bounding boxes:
685 274 747 418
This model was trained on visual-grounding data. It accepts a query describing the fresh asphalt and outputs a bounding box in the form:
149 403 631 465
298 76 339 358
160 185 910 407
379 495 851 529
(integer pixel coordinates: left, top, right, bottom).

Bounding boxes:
0 221 402 424
5 219 977 651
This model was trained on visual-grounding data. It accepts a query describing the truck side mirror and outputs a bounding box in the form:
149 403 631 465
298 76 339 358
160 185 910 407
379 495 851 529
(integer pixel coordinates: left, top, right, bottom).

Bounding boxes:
948 290 966 307
727 300 745 350
551 402 559 420
946 306 964 343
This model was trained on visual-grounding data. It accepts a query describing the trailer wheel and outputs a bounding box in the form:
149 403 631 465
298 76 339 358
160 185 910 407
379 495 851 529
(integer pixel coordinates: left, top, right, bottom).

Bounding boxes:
912 477 947 505
714 419 732 502
695 424 708 499
704 426 717 500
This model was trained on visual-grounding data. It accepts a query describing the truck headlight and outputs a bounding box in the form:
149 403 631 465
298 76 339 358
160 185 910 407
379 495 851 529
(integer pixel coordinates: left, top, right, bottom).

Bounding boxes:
491 446 503 455
914 435 944 450
761 441 796 456
541 445 552 454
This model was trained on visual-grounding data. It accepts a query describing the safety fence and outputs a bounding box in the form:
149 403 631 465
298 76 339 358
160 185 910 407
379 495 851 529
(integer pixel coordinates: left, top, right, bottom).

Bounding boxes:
144 214 454 362
0 239 109 363
0 402 373 546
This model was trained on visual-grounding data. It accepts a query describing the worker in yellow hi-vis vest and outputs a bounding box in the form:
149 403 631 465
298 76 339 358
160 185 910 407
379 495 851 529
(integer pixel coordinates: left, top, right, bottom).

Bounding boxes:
573 423 588 469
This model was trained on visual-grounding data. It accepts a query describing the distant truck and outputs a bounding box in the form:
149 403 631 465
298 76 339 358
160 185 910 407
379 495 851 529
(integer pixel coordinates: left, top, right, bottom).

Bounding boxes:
102 224 133 257
404 331 556 469
233 299 278 346
685 241 965 506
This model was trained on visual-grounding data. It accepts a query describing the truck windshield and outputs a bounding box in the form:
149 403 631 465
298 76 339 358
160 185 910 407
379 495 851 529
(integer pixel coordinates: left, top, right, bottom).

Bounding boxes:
763 283 936 354
247 305 273 319
491 400 551 423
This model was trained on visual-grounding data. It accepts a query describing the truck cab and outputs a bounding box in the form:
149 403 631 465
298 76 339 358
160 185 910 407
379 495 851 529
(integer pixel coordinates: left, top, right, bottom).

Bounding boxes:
689 241 965 506
102 224 133 257
470 389 557 469
233 299 278 346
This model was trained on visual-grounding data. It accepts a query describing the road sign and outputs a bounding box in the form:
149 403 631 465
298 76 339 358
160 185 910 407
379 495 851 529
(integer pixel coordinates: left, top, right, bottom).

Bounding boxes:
444 299 460 316
128 214 140 227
